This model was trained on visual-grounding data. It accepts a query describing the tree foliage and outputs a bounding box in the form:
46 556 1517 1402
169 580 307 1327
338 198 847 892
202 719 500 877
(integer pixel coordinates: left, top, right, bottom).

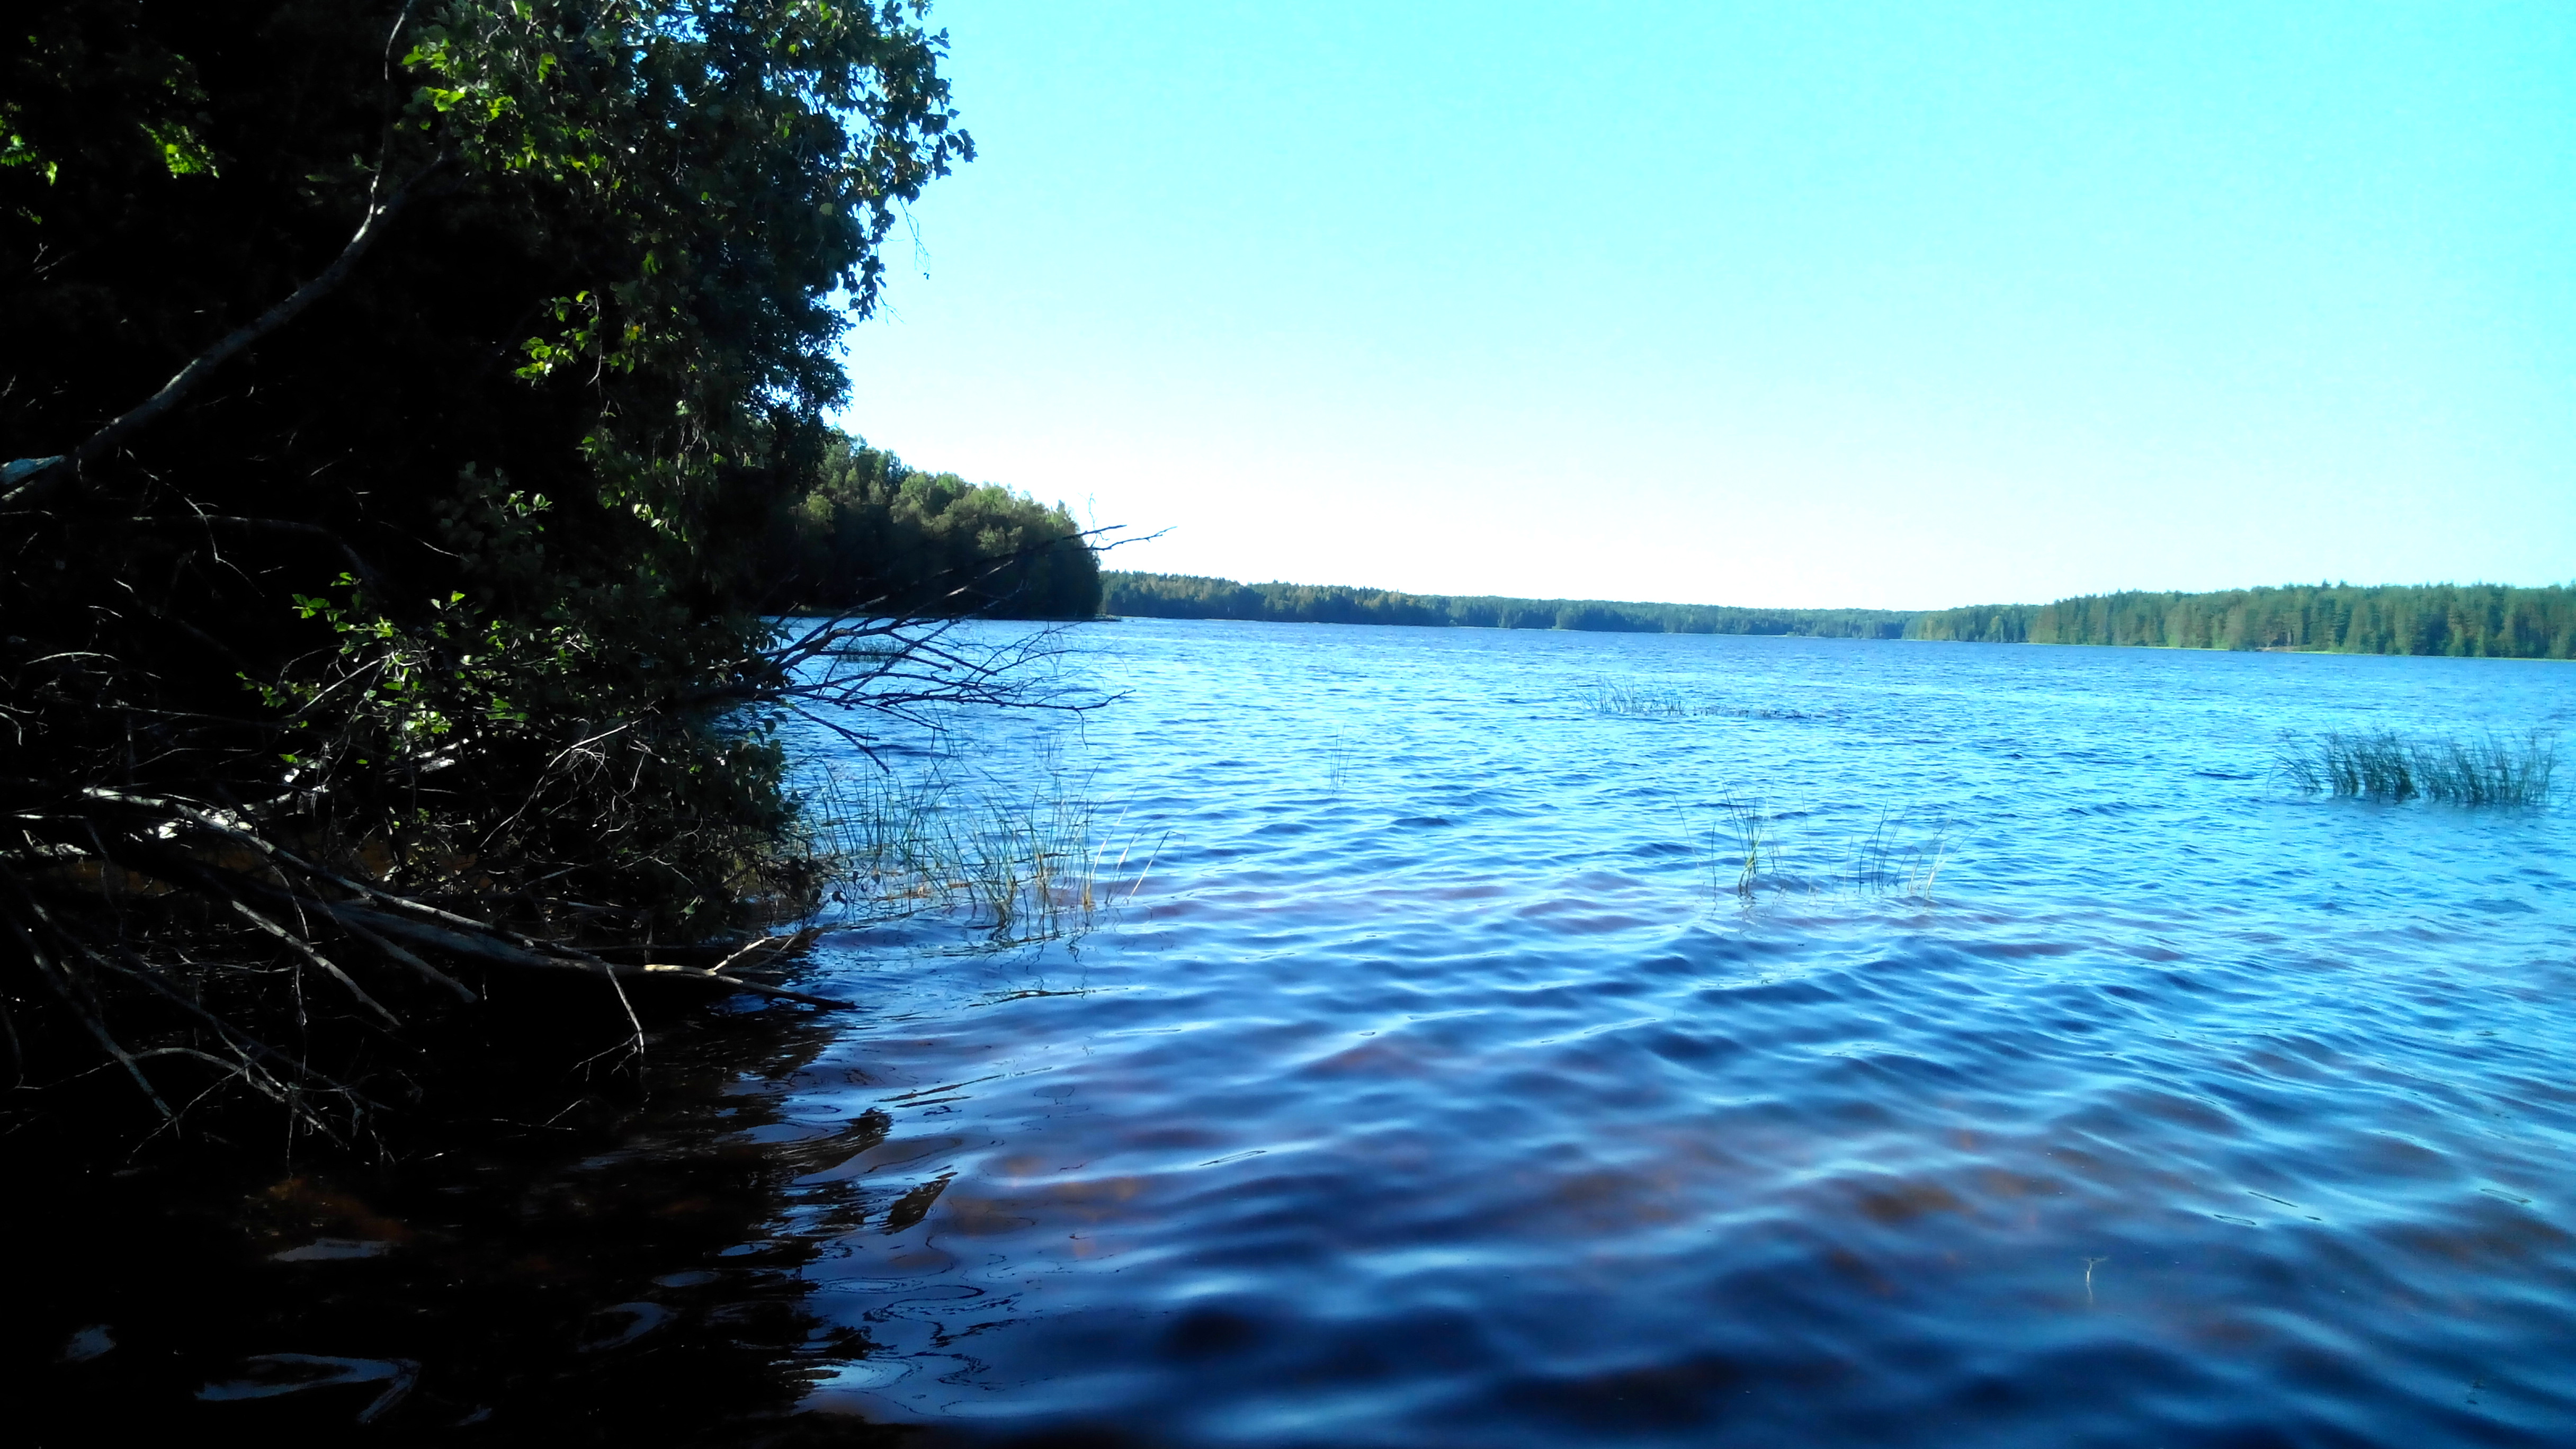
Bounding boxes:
752 431 1100 619
1 0 989 1141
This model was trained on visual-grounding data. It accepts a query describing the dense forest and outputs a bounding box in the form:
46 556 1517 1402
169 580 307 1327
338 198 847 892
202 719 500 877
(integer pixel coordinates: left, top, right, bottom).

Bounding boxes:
752 432 1097 619
1109 574 2576 659
1908 584 2576 658
1103 573 1916 638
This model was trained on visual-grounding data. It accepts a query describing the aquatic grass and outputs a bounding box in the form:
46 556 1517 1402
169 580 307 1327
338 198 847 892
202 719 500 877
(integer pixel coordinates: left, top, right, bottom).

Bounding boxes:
1840 807 1950 899
1321 730 1353 798
2277 729 2557 807
1709 798 1777 901
1587 684 1816 721
800 753 1153 943
1596 684 1714 719
945 788 1096 939
1700 799 1948 907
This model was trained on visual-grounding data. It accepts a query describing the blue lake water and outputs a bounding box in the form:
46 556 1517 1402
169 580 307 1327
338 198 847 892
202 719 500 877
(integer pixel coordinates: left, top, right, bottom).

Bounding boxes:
33 619 2572 1443
750 620 2576 1446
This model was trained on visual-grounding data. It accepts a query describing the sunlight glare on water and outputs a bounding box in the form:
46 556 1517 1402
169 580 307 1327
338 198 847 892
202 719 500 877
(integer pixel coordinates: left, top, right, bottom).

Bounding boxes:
770 620 2576 1447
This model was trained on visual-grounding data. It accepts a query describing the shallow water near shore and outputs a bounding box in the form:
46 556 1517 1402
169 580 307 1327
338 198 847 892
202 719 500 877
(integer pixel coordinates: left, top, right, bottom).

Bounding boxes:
22 620 2576 1445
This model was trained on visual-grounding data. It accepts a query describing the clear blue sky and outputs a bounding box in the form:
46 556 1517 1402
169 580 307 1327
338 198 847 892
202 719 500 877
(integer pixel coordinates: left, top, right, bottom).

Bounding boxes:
840 1 2576 610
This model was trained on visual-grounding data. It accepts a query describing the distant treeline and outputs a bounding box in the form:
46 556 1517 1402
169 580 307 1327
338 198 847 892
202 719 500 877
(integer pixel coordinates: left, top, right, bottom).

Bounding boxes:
1908 583 2576 659
1101 572 1914 638
753 432 1099 619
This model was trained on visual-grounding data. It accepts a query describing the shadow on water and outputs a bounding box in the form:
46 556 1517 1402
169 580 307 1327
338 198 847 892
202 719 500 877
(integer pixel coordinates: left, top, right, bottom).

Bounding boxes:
2 979 923 1447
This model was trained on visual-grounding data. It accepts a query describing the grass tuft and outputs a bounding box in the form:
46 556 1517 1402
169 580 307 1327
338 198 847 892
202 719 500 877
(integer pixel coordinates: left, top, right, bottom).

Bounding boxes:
800 752 1157 944
2277 729 2556 807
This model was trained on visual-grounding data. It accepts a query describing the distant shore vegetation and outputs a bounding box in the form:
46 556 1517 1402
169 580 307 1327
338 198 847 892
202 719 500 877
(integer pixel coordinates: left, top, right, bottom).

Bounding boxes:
1100 573 1912 638
1909 583 2576 659
754 432 1099 620
1104 574 2575 660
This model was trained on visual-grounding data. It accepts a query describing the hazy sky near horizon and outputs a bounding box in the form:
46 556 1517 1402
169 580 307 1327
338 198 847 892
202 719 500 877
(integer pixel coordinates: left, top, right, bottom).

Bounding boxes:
840 1 2576 610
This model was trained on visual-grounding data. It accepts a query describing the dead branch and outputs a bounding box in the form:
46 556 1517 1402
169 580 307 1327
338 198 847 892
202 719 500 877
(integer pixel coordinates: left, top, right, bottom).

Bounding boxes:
2 156 453 510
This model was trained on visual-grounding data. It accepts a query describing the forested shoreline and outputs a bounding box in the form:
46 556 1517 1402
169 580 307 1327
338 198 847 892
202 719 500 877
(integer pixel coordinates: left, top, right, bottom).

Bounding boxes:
3 0 1042 1147
1106 573 2576 660
1909 583 2576 659
1102 572 1913 638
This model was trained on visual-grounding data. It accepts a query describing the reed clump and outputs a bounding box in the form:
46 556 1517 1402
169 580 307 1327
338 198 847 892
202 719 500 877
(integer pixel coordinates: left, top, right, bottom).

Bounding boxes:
1703 799 1948 906
802 756 1159 944
2277 729 2557 807
1710 798 1777 900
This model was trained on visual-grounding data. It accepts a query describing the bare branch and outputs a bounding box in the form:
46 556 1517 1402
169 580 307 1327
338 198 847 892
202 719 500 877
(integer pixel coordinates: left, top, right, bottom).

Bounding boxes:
3 156 453 509
225 897 402 1029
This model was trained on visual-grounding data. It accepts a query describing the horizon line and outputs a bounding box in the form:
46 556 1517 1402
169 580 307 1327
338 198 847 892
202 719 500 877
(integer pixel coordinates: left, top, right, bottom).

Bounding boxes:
1097 569 2576 617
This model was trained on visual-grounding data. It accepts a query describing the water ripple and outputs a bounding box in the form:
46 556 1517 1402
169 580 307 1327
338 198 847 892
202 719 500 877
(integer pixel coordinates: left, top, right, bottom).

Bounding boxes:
775 622 2576 1446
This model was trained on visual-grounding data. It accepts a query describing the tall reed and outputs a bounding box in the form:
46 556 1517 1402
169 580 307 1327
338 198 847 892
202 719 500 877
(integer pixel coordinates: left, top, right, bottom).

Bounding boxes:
1702 799 1948 906
1841 807 1950 899
2277 729 2556 807
1705 799 1773 900
800 753 1153 943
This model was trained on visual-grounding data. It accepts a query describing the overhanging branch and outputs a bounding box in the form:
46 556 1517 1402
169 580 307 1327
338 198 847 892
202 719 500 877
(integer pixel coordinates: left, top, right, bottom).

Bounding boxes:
2 156 453 509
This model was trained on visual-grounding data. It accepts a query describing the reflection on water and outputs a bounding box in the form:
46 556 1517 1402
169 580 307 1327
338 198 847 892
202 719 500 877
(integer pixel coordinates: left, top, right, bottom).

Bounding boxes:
6 1000 908 1445
17 621 2576 1446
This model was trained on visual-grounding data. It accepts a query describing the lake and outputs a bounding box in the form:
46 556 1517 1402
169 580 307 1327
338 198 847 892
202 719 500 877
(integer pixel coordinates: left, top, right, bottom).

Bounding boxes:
22 619 2576 1445
773 619 2576 1445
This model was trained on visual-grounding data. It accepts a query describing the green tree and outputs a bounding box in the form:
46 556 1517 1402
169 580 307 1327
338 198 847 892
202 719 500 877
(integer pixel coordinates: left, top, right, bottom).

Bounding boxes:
756 432 1101 619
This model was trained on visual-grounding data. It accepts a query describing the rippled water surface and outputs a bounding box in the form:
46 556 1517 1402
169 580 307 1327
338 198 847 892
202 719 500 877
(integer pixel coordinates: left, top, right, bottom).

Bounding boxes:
23 622 2576 1446
759 622 2576 1446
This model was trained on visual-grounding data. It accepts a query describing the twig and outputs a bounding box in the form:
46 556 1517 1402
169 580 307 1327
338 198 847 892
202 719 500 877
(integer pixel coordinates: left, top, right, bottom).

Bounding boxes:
225 898 401 1029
